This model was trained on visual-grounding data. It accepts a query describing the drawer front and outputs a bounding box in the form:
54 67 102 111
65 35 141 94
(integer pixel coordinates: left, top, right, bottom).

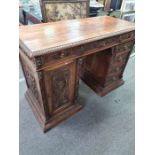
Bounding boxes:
114 41 134 54
104 43 132 85
34 32 135 69
105 65 123 85
114 52 129 64
119 31 135 43
42 49 72 64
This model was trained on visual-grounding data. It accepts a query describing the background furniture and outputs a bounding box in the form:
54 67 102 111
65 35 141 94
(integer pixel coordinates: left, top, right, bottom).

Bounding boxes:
98 0 135 22
98 10 121 18
20 0 89 24
120 0 135 22
89 0 104 17
110 0 123 10
19 16 135 132
103 0 111 11
41 0 89 22
23 7 42 24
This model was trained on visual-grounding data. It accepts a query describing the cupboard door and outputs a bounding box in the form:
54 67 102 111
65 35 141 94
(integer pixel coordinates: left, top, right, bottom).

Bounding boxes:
44 60 77 116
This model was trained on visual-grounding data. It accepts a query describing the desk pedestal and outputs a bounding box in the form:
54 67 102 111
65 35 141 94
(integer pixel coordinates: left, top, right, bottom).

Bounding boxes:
81 43 133 96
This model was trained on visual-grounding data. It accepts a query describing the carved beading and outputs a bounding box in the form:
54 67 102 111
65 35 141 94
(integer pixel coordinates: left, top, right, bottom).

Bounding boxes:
37 71 43 80
115 41 134 53
40 49 72 66
33 56 43 68
35 31 134 69
119 31 135 42
24 65 40 103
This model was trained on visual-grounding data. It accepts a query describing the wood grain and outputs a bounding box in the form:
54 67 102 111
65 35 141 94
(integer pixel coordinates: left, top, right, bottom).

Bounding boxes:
19 16 135 132
19 16 135 57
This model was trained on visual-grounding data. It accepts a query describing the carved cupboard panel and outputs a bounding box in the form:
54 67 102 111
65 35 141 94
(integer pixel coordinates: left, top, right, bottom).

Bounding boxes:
43 60 77 115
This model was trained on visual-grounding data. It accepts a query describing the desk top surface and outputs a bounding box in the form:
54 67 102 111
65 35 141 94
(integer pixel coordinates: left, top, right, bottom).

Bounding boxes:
19 16 135 57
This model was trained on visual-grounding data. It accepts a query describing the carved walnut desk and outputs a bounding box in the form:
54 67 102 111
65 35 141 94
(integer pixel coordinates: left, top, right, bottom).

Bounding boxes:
19 16 135 132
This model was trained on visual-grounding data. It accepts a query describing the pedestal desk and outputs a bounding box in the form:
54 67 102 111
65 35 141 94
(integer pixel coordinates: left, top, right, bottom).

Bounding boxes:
19 16 135 132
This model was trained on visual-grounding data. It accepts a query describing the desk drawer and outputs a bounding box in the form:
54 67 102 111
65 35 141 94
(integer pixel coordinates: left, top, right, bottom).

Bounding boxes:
119 31 135 43
114 52 129 63
114 41 134 54
105 51 130 86
35 49 73 68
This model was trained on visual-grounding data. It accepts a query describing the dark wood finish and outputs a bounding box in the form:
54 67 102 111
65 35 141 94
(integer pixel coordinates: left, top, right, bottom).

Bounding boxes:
81 40 135 96
19 16 135 132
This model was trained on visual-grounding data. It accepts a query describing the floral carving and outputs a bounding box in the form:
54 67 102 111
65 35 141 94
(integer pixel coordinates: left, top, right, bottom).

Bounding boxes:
119 31 135 41
115 41 134 53
24 65 40 103
52 67 70 109
36 32 134 69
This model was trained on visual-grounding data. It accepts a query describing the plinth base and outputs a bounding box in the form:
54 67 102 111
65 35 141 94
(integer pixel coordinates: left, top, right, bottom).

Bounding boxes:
81 71 124 97
25 91 83 132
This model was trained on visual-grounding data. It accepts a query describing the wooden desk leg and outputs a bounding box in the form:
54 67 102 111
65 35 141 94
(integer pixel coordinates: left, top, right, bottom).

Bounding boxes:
20 54 83 132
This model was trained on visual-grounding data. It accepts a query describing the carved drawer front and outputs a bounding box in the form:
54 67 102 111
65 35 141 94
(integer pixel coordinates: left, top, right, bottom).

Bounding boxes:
106 66 122 82
103 36 119 47
114 52 129 64
44 60 77 115
119 31 135 43
39 49 72 67
105 52 130 86
115 41 134 54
